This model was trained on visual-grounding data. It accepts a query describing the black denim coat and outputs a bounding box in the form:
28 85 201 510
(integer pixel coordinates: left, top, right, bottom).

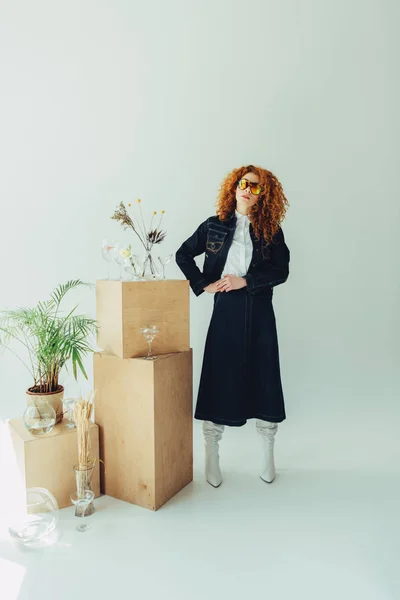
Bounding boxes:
175 213 290 426
175 214 290 297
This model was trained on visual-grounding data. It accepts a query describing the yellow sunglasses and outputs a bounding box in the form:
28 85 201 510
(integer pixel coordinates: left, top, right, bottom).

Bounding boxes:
238 178 262 195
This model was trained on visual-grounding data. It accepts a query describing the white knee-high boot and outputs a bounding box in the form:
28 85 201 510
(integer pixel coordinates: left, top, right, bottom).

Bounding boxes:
256 420 278 483
203 420 225 488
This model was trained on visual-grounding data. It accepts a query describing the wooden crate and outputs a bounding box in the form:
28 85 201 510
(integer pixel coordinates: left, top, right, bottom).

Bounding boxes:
93 349 193 511
96 279 190 358
8 418 100 509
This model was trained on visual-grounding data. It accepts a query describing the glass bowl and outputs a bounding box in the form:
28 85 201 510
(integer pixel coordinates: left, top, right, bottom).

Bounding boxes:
8 487 59 543
23 401 56 435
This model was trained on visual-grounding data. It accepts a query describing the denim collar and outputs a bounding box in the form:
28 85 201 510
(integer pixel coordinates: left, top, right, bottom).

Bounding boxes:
223 211 250 231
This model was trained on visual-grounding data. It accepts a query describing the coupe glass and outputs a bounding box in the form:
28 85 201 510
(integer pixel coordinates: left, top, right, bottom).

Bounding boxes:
158 254 173 279
101 239 116 279
140 325 160 360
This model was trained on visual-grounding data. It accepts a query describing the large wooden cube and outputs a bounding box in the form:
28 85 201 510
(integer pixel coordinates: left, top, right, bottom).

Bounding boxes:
8 418 100 509
96 279 190 359
93 349 193 511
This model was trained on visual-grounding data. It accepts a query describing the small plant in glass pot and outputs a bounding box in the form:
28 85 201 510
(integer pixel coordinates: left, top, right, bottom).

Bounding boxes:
0 280 98 424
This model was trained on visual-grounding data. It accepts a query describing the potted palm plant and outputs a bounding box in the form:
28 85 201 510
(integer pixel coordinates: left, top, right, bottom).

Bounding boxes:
0 280 98 423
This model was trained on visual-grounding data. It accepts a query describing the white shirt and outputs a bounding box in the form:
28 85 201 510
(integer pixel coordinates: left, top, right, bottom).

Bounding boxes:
221 210 253 277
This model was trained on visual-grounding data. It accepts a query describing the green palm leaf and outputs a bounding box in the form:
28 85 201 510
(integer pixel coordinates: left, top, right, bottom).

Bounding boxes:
0 280 97 392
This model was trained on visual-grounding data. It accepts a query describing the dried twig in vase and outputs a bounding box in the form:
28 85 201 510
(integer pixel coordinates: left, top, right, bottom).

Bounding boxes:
73 391 96 500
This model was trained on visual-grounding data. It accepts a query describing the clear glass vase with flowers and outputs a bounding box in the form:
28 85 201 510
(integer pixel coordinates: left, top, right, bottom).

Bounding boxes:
111 200 166 280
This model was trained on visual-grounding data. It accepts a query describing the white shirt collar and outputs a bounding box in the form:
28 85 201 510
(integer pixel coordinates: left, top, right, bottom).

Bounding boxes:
235 209 250 221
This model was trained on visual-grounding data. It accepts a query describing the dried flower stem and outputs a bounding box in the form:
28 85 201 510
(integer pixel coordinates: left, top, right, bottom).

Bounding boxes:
138 201 149 248
149 212 156 234
73 390 95 468
111 202 146 247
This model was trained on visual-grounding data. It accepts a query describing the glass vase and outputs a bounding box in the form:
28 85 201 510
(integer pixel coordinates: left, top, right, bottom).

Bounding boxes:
23 400 56 435
73 464 95 516
140 249 161 280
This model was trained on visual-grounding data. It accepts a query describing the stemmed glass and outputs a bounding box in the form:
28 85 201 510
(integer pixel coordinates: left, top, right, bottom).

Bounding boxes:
70 490 94 532
62 377 80 428
101 239 116 280
140 325 160 360
114 243 130 280
63 398 77 429
124 254 141 281
158 254 173 279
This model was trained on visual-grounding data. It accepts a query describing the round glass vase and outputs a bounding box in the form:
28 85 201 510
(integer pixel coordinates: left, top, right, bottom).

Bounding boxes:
23 400 56 435
8 487 59 544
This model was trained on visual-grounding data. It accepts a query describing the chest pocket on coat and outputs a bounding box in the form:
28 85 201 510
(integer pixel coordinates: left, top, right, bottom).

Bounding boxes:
206 229 227 254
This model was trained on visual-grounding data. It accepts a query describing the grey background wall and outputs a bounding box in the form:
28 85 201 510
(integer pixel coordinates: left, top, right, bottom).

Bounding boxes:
1 1 399 461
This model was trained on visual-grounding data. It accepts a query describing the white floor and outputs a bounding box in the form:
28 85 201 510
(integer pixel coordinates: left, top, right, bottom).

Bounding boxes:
1 417 399 600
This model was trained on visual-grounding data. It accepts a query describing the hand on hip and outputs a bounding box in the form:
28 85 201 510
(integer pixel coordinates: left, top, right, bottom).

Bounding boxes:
215 275 247 293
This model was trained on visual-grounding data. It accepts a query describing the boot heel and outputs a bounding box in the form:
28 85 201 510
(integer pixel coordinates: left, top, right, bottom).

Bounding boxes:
256 420 278 484
203 420 224 488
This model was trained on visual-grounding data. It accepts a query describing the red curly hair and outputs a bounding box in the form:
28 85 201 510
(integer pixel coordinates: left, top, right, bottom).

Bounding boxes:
215 165 289 244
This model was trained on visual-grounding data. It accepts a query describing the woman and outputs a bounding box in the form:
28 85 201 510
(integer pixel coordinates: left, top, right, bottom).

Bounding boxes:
175 165 290 488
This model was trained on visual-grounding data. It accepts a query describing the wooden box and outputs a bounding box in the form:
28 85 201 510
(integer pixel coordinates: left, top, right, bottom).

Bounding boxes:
96 279 190 359
8 418 100 509
93 349 193 511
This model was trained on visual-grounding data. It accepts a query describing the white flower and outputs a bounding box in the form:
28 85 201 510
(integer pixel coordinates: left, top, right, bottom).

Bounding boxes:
120 248 132 259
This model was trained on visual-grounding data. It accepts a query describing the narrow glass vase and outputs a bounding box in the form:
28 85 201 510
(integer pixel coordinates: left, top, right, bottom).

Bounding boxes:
73 464 95 516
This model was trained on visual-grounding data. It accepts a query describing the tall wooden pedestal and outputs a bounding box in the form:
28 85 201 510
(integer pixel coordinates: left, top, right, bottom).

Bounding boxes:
93 349 193 511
